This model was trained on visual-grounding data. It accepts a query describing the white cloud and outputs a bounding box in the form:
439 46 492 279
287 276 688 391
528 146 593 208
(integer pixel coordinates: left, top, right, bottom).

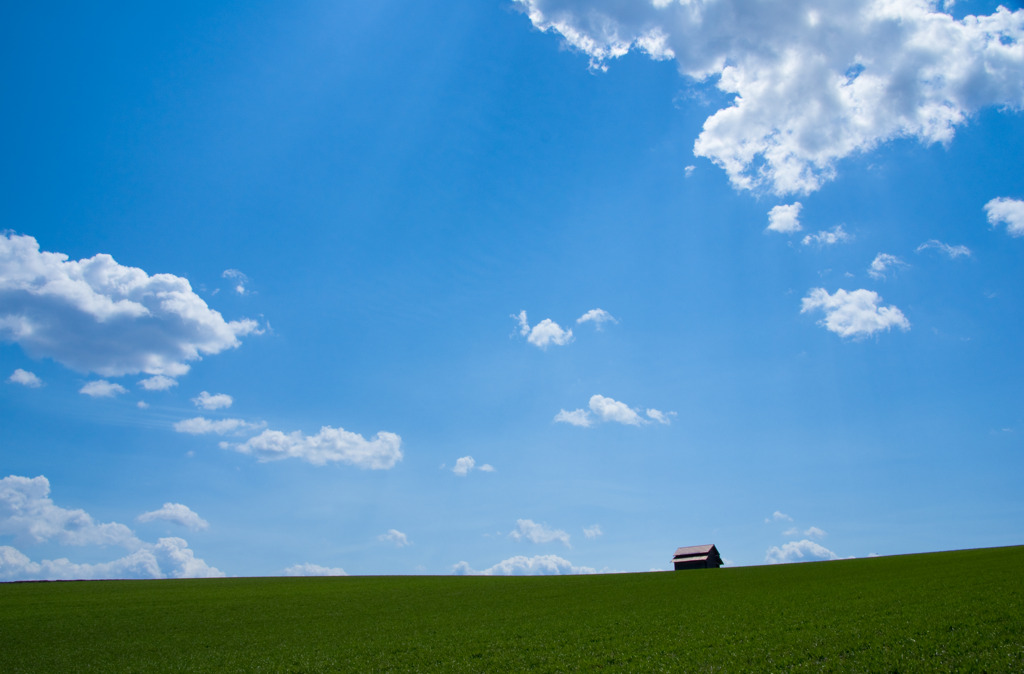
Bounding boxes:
0 475 139 547
583 524 603 539
8 368 41 388
283 563 347 577
79 380 128 398
867 253 907 280
453 456 476 476
509 519 571 547
513 1 1024 196
379 529 411 547
513 310 574 349
765 511 794 523
554 408 593 427
804 526 827 539
984 197 1024 236
139 375 177 391
224 425 403 469
801 288 910 338
645 408 675 425
173 417 262 436
192 391 233 410
576 308 618 329
0 233 259 377
557 396 674 427
0 537 224 581
801 225 851 247
916 239 971 258
452 455 494 476
137 503 210 531
530 319 574 348
453 554 596 576
222 269 250 295
765 539 841 564
0 475 221 580
589 394 645 426
766 202 803 233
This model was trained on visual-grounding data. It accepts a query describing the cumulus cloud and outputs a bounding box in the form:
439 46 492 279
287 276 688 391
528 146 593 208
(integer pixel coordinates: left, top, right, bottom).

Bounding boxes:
588 394 646 426
452 456 495 476
984 197 1024 236
765 511 794 523
583 524 603 539
137 503 210 531
513 1 1024 196
79 380 127 398
0 233 259 377
192 391 233 410
803 526 827 539
514 310 574 349
8 368 41 387
0 475 138 547
139 375 177 391
173 417 263 436
509 519 571 547
0 475 221 580
765 539 841 564
553 408 593 427
801 288 910 338
0 537 224 581
801 225 851 247
453 554 597 576
283 563 347 577
916 239 971 258
556 395 674 427
453 456 475 476
766 202 803 233
379 529 411 547
576 308 618 329
867 253 907 280
223 425 403 469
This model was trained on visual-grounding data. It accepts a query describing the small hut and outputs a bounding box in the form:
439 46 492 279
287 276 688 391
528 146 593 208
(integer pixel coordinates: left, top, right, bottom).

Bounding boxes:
672 544 723 570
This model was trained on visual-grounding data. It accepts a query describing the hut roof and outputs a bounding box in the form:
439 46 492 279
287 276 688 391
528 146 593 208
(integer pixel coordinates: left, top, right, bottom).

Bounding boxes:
673 544 718 560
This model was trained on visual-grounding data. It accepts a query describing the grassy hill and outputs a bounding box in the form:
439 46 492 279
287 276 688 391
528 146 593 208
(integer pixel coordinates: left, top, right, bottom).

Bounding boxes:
1 545 1021 672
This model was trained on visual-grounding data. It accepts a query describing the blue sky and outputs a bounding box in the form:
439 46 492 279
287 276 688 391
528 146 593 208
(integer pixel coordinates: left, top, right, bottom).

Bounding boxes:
2 0 1023 579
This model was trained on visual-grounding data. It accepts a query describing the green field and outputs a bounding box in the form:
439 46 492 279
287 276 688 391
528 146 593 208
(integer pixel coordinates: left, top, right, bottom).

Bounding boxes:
1 546 1021 672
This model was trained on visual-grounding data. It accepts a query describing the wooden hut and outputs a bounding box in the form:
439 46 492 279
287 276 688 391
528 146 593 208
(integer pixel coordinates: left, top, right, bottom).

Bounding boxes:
672 544 723 570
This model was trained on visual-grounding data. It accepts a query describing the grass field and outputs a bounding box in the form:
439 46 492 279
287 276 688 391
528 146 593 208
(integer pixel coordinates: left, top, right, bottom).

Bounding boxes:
1 546 1021 672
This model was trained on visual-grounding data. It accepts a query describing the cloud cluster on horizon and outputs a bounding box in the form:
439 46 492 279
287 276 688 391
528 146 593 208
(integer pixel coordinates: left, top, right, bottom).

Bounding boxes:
453 554 597 576
764 510 841 563
514 0 1024 196
0 475 221 581
283 562 347 577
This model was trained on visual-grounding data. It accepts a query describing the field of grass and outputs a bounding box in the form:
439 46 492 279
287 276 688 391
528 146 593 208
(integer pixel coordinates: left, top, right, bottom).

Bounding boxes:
1 545 1021 672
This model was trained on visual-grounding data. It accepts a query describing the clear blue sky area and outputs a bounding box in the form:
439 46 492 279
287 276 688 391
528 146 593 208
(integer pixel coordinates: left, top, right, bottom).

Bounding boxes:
2 1 1023 578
